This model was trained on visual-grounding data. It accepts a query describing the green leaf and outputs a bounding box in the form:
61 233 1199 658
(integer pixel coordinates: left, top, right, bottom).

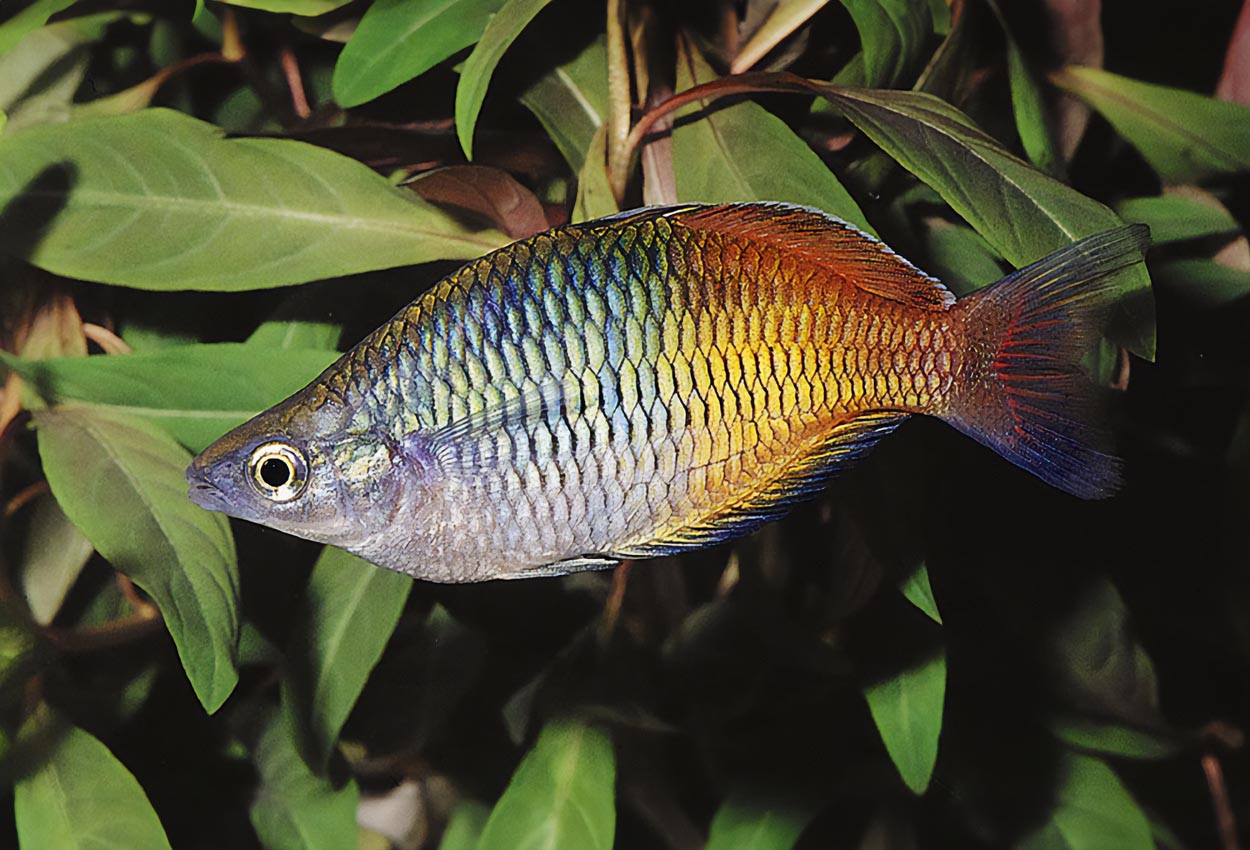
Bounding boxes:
283 546 411 769
811 84 1155 358
921 219 1004 296
455 0 556 159
1048 716 1180 761
1114 195 1240 245
14 717 173 850
247 290 344 351
1151 258 1250 308
250 706 360 850
16 491 94 625
705 784 823 850
673 43 871 232
438 799 490 850
836 0 931 88
4 344 337 453
215 0 355 14
986 0 1059 174
0 17 99 134
1016 753 1154 850
0 0 79 58
0 109 506 290
334 0 507 108
863 648 945 795
477 718 616 850
572 125 618 222
518 36 608 172
1052 66 1250 183
33 404 239 712
898 565 941 625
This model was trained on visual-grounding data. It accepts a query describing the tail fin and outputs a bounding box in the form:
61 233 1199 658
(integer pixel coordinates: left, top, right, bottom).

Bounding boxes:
946 225 1150 499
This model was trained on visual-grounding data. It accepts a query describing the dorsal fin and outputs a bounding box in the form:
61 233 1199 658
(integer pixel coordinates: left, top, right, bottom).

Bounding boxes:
586 203 956 311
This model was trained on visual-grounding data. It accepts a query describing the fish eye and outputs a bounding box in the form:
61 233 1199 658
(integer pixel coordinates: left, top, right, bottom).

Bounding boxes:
247 441 308 502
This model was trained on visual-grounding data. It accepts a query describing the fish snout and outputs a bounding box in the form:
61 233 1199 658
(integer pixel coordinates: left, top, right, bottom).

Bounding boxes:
185 463 229 512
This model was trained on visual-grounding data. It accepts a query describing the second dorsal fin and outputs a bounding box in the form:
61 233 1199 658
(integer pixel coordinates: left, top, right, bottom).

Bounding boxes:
597 203 957 311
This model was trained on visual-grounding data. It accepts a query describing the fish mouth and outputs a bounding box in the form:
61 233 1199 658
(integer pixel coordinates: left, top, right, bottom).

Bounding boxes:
185 465 229 513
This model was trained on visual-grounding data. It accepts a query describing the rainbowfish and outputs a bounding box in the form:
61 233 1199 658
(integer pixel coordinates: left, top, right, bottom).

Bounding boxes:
186 204 1148 582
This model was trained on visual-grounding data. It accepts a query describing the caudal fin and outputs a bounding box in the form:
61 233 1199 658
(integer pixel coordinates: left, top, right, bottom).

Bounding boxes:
946 225 1150 499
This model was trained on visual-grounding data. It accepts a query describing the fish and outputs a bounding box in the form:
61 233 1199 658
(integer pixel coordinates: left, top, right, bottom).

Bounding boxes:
186 203 1149 582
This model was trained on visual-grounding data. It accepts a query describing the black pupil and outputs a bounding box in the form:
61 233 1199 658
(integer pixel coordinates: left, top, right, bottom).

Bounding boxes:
259 457 292 488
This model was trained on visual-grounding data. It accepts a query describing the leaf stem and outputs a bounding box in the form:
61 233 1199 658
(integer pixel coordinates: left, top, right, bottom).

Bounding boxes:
605 0 634 204
280 45 312 121
82 323 132 356
1203 751 1241 850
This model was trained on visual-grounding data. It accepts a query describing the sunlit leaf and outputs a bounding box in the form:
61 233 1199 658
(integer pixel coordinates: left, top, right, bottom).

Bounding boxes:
215 0 354 14
572 125 618 222
1114 194 1240 244
477 718 616 850
438 799 490 850
731 0 831 74
0 16 104 134
836 0 932 88
246 317 342 352
673 43 871 232
282 546 411 769
518 36 607 172
1016 753 1153 850
1052 66 1250 183
250 707 360 850
811 83 1155 358
16 492 93 626
0 0 79 57
864 648 945 794
0 109 506 290
333 0 507 108
455 0 556 159
4 345 337 453
705 784 822 850
33 404 239 712
898 565 941 625
14 716 173 850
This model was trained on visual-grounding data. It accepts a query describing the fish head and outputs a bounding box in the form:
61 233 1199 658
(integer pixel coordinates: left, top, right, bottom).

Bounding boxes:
185 390 431 553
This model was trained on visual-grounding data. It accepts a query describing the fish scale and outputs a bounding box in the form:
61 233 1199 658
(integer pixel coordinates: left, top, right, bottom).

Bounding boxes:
188 204 1148 582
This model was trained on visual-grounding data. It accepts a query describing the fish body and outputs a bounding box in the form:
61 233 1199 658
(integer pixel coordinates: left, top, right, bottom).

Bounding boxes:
187 204 1148 582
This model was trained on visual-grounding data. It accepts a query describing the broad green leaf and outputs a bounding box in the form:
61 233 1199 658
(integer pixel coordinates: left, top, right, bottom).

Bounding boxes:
572 125 618 222
247 290 344 351
1152 258 1250 308
335 0 507 108
16 492 94 625
14 718 173 850
33 404 239 712
477 718 616 850
282 546 411 769
250 707 360 850
731 0 831 74
4 345 337 453
0 17 103 134
1053 66 1250 184
0 0 79 57
518 36 608 172
1016 753 1153 850
455 0 556 159
216 0 354 14
438 799 490 850
837 0 931 88
705 784 823 850
898 565 941 625
921 219 1004 296
1048 716 1180 761
673 44 871 232
863 648 945 795
811 84 1155 358
1114 195 1240 245
0 109 506 290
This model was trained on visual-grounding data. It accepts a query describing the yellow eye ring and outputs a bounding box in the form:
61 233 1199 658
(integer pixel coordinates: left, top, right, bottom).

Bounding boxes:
248 441 308 502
